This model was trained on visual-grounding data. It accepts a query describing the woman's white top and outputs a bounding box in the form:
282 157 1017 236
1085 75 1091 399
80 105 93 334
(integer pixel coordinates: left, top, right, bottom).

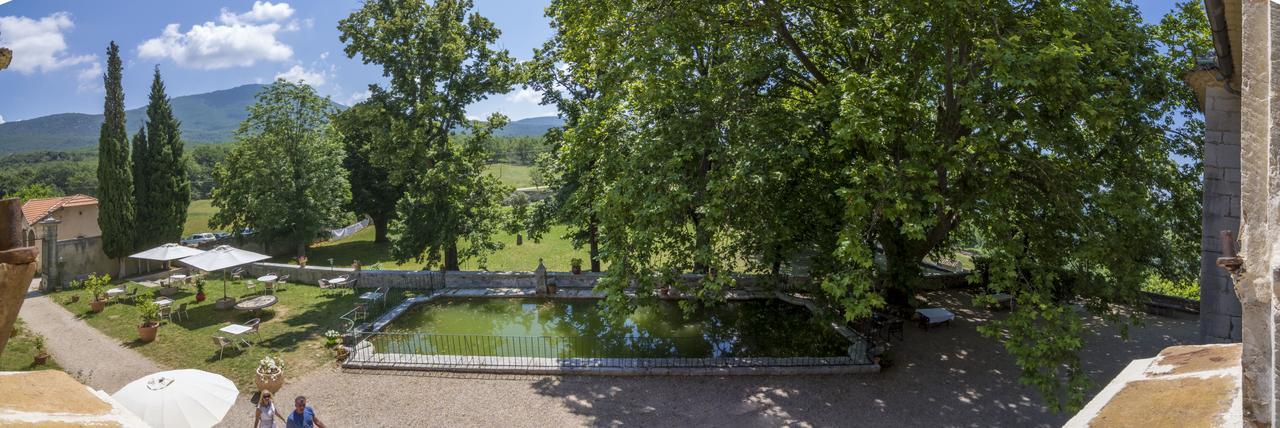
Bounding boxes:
257 402 277 428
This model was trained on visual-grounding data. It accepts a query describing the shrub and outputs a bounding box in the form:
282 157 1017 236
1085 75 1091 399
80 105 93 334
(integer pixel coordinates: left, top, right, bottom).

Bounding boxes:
1141 275 1199 301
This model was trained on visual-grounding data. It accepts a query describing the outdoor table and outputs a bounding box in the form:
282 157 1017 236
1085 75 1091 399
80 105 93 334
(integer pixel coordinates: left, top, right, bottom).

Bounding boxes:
327 277 349 286
154 297 174 308
106 287 126 298
257 275 278 284
234 294 278 313
219 323 254 347
170 274 188 285
915 308 955 329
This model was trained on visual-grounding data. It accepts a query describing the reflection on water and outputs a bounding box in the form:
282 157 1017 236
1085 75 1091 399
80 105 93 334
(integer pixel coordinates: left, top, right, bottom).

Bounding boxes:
380 298 849 358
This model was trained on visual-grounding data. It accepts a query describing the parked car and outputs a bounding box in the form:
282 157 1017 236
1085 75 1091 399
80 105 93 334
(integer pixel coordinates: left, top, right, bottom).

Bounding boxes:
213 231 232 240
181 233 217 246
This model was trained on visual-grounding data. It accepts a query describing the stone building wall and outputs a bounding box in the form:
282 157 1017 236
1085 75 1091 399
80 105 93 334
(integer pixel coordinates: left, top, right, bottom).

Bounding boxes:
1199 83 1244 343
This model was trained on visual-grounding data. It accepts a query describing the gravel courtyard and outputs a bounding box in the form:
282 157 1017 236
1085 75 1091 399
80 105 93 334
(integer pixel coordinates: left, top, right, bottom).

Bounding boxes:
217 290 1198 427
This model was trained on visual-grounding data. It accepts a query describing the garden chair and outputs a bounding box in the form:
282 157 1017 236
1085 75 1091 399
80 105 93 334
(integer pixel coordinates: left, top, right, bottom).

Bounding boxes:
275 275 290 291
212 336 242 360
263 281 276 294
231 268 245 280
175 303 189 322
158 306 173 324
245 280 257 292
244 318 262 343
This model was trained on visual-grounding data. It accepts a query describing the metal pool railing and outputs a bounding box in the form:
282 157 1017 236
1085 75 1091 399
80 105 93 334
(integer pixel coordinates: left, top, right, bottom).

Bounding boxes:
343 330 870 372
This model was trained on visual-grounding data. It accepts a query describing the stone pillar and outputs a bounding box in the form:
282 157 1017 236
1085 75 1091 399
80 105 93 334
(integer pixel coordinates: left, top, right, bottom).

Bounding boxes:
1200 82 1244 344
534 259 547 294
1235 0 1278 424
37 218 60 293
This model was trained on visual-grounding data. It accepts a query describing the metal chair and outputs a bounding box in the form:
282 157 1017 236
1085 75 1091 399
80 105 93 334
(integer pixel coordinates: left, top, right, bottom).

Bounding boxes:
276 275 290 291
244 318 262 343
231 268 245 280
245 280 256 292
212 336 240 360
175 303 189 322
158 305 173 324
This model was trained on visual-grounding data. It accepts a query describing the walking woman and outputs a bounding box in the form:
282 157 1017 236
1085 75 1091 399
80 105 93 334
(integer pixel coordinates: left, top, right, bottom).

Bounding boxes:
254 391 285 428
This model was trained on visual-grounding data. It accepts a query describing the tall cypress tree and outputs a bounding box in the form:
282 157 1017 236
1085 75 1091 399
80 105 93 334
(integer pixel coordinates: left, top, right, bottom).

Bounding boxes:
96 41 134 261
131 126 153 248
139 67 188 247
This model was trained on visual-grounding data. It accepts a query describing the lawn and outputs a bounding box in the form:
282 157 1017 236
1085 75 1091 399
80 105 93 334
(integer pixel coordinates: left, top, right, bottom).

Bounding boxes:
0 319 60 372
484 163 536 189
183 199 219 236
46 281 370 389
300 223 588 272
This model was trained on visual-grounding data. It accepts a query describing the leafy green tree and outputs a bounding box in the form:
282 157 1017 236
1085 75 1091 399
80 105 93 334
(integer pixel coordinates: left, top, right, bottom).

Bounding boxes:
545 0 1199 410
504 192 529 246
10 183 62 202
186 144 231 199
211 80 350 257
332 100 403 243
339 0 516 270
96 41 135 259
130 125 154 245
140 66 189 247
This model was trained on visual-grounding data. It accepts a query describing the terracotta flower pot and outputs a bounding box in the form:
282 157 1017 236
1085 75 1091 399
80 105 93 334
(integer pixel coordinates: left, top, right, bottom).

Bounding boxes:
572 266 581 275
138 322 159 343
255 368 284 393
90 299 106 313
195 292 206 302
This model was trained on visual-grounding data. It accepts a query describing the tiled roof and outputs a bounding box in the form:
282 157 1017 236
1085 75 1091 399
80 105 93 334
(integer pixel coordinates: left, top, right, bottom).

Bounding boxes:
20 194 97 227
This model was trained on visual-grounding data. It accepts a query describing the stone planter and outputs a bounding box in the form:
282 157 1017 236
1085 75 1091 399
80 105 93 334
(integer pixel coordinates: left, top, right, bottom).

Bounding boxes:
255 368 284 393
137 322 159 343
89 299 106 313
214 297 236 310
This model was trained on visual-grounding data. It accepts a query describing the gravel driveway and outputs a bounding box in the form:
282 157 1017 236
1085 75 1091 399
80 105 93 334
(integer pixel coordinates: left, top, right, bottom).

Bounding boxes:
217 291 1198 427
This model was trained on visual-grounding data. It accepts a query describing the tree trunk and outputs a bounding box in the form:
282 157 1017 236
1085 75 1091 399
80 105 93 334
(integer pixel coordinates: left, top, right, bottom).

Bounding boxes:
588 217 601 273
878 222 926 308
516 234 523 246
444 240 460 271
296 241 307 259
373 216 390 243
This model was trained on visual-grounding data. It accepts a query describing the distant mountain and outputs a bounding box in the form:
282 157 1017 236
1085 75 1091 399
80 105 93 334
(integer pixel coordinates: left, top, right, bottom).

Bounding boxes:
0 83 563 154
0 84 270 154
495 116 564 137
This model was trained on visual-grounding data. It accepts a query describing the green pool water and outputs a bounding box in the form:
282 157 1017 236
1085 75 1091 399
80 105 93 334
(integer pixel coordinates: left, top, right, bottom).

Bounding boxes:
377 298 851 359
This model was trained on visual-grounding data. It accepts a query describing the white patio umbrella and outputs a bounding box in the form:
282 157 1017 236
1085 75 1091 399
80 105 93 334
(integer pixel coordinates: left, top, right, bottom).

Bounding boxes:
130 243 206 261
111 369 238 428
178 245 271 300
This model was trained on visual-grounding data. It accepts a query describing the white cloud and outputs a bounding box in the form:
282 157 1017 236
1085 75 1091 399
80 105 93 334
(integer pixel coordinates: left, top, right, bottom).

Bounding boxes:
506 87 542 104
76 61 102 93
319 51 329 60
0 12 94 74
137 2 295 70
219 1 294 25
0 114 5 124
342 90 371 106
275 64 325 86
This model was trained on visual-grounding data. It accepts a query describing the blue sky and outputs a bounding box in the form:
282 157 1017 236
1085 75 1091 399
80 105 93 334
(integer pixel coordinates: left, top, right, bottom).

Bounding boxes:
0 0 1181 124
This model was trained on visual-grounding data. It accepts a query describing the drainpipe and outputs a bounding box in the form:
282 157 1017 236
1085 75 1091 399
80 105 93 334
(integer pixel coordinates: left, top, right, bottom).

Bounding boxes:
1203 0 1239 95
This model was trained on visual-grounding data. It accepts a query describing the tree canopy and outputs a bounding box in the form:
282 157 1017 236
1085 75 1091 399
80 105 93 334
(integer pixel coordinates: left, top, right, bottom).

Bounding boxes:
210 80 351 256
540 0 1202 410
96 41 134 259
339 0 517 270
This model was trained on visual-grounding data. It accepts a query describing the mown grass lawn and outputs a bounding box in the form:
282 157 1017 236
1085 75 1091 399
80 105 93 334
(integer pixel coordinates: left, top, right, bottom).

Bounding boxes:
46 281 366 389
484 163 535 189
183 199 219 236
0 319 61 372
298 224 589 272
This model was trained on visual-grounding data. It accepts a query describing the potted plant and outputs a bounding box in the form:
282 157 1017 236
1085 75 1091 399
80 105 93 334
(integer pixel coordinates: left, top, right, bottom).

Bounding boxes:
294 255 308 268
32 336 49 365
323 330 341 348
80 274 111 313
195 280 207 302
334 346 350 363
137 300 161 343
570 258 583 275
352 260 362 272
255 355 285 393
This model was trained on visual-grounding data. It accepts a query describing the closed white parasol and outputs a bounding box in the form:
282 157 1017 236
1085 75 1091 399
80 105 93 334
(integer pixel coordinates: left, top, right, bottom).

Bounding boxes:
111 369 238 428
130 243 206 261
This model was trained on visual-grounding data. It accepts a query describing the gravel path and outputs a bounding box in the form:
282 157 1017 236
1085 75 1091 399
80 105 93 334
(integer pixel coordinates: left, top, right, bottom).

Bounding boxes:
17 290 166 393
217 291 1199 427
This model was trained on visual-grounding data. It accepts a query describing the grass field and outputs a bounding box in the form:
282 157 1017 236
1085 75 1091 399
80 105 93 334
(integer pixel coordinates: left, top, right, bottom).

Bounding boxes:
46 282 364 389
484 163 535 189
183 199 219 236
300 223 586 272
0 319 60 372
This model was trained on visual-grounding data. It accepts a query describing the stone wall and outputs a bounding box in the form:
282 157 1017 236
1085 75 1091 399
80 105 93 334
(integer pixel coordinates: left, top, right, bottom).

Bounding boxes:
53 237 116 285
1199 83 1244 343
243 262 810 291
